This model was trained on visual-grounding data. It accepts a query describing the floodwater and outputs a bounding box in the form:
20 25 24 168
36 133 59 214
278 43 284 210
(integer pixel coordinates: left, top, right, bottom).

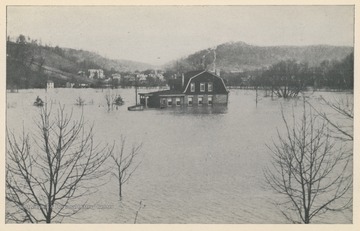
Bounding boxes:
5 88 353 224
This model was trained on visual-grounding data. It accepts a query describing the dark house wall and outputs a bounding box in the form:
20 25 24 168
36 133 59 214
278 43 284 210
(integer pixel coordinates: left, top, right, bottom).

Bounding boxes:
148 94 161 108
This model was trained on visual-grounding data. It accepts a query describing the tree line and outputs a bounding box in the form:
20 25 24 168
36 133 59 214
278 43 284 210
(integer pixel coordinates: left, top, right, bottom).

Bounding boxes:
164 48 353 96
7 35 48 89
222 53 353 95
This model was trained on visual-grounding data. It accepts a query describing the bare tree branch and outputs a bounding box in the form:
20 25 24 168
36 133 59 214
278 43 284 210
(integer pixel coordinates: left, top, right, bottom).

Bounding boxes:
308 96 353 142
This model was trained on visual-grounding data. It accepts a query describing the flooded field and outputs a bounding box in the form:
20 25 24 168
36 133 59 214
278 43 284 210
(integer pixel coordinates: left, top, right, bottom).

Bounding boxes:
5 88 353 224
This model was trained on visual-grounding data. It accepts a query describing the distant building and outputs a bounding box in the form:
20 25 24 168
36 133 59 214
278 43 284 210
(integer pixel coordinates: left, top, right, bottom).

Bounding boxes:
79 83 89 88
125 75 136 83
112 73 121 81
139 70 229 108
66 82 75 88
88 69 105 79
156 73 165 81
78 71 86 77
47 80 54 89
136 74 147 82
101 78 113 88
147 72 165 81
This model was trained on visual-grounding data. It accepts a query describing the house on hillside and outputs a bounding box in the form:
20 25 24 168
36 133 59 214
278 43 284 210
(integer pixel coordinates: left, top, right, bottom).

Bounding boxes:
112 73 121 81
66 82 75 88
47 80 54 89
136 74 148 84
78 71 86 77
79 83 89 88
139 70 229 108
88 69 105 79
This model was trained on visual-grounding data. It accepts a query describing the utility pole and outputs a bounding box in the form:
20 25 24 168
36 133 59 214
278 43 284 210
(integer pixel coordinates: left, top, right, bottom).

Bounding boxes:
135 75 138 105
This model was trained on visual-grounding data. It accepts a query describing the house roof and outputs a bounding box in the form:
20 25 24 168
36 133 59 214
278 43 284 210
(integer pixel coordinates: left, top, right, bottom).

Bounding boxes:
182 70 206 92
182 70 229 94
168 70 210 92
183 70 205 88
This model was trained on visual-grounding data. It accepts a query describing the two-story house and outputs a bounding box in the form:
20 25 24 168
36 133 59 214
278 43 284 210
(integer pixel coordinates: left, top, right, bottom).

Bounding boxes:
88 69 105 79
46 80 54 89
139 70 229 108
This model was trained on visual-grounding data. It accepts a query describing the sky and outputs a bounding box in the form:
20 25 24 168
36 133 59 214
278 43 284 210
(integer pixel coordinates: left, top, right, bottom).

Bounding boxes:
7 6 354 66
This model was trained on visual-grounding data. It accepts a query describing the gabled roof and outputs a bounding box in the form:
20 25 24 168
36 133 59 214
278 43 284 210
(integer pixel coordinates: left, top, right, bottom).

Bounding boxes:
183 71 204 86
182 70 206 92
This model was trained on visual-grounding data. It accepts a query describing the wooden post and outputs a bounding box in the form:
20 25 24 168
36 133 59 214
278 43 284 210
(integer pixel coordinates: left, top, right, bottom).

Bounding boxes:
135 75 138 105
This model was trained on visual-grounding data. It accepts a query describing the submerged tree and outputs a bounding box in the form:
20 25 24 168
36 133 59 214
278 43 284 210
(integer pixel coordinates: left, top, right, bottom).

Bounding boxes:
264 102 352 224
262 60 310 98
6 104 113 223
105 92 124 111
75 96 85 106
111 136 142 200
105 93 116 111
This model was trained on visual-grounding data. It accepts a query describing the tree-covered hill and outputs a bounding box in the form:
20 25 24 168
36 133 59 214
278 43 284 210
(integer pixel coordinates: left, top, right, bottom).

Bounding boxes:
6 35 153 89
165 41 353 73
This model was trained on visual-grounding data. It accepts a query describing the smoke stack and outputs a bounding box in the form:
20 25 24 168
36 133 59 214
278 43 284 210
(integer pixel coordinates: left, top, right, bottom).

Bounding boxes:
215 69 220 77
181 73 184 87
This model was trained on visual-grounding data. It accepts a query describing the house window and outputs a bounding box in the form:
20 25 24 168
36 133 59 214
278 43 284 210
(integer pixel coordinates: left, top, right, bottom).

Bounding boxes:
162 98 166 105
176 97 181 106
208 96 213 105
190 82 195 92
167 98 172 106
200 83 205 92
188 96 193 106
198 96 203 105
208 82 213 92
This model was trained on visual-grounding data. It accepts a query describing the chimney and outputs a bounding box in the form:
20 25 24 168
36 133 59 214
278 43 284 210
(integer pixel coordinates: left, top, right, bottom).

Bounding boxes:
215 69 220 77
181 73 184 88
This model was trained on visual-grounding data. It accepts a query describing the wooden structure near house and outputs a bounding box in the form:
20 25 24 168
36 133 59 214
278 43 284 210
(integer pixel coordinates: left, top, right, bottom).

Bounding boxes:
139 70 229 108
127 105 144 111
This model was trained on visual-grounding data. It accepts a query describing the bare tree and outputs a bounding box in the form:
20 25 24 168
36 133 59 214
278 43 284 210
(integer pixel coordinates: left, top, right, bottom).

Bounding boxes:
264 103 352 224
133 200 146 224
75 96 85 106
310 96 353 142
6 104 113 223
105 92 116 111
111 136 142 200
105 92 124 111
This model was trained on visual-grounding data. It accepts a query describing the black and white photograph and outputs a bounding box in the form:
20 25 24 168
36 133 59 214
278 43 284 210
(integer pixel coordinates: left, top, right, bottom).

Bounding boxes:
2 1 357 227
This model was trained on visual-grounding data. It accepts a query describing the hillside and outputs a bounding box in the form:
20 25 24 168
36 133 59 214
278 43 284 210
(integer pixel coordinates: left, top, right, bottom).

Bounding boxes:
61 48 153 73
6 36 153 89
165 41 354 72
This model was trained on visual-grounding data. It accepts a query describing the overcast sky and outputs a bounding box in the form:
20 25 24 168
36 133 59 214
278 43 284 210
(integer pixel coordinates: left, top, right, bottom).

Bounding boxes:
7 6 354 66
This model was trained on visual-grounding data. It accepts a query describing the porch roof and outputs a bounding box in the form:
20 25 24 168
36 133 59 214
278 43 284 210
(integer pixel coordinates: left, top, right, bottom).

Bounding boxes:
139 89 185 97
